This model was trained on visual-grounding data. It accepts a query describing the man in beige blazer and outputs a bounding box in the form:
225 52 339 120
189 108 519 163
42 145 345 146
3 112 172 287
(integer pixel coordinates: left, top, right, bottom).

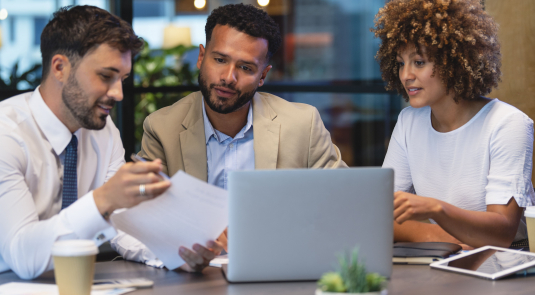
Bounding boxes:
139 90 346 180
112 3 346 273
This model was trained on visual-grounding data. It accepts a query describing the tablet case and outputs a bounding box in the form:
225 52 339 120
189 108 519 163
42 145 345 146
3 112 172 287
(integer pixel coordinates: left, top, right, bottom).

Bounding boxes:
393 242 462 264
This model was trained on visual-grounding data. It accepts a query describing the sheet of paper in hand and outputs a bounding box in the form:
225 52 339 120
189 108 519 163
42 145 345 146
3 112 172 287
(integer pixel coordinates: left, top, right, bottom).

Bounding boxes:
111 171 228 270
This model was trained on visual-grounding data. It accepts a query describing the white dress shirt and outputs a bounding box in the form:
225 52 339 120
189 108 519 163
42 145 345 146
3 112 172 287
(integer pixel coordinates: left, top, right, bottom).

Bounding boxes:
0 88 123 279
111 98 255 268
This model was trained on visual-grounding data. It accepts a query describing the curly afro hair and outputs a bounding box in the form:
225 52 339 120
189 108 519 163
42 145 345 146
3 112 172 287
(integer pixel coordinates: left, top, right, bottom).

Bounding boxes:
371 0 501 102
205 3 282 60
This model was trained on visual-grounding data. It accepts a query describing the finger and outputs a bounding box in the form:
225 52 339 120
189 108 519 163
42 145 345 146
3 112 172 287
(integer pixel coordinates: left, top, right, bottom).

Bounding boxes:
217 229 228 240
395 209 414 224
124 172 162 186
143 181 171 198
393 203 411 220
394 191 408 197
192 244 216 261
393 207 404 221
217 233 228 252
124 181 166 198
394 214 406 224
125 182 171 207
128 161 163 174
207 240 224 253
393 195 407 209
179 246 204 266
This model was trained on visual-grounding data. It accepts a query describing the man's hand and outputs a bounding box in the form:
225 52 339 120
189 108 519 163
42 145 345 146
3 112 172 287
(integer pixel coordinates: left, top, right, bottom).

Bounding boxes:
178 240 225 272
217 228 228 252
93 159 171 218
394 191 442 224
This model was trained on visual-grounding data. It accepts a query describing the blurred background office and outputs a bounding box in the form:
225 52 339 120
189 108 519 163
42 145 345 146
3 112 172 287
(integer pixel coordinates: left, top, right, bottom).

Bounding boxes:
0 0 532 176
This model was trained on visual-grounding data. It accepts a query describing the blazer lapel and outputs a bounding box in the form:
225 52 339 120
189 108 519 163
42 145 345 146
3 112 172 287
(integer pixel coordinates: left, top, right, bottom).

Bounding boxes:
179 93 208 181
253 93 280 170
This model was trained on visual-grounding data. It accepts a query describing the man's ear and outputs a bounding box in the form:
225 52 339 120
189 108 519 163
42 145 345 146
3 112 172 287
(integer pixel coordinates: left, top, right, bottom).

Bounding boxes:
258 65 272 87
50 54 72 84
197 44 206 70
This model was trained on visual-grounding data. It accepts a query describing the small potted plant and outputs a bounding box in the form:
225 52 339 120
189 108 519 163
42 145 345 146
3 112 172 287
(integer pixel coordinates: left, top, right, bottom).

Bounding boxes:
316 248 387 295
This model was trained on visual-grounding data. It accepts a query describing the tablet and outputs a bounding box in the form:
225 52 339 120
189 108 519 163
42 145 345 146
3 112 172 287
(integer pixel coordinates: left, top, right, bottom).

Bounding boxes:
430 246 535 280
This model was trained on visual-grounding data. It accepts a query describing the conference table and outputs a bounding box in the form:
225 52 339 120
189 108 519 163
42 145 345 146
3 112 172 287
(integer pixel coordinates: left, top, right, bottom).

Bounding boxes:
1 261 535 294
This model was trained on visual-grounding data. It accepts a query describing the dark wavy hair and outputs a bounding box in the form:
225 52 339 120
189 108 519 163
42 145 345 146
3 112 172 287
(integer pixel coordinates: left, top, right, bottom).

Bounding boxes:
371 0 501 102
205 3 282 60
41 5 144 80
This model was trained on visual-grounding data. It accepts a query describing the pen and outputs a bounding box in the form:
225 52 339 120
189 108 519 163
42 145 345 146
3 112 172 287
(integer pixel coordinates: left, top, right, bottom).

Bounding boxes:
130 153 171 181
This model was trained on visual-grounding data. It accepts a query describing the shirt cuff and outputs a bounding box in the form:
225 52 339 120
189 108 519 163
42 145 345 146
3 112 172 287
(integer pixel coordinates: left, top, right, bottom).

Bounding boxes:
145 259 165 268
63 191 117 246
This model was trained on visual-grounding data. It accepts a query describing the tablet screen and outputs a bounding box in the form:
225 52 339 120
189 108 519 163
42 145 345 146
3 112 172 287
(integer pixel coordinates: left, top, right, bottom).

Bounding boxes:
446 249 535 274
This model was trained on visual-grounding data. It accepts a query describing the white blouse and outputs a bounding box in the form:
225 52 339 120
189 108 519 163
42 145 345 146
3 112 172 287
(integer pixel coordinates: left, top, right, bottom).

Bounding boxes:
383 99 535 240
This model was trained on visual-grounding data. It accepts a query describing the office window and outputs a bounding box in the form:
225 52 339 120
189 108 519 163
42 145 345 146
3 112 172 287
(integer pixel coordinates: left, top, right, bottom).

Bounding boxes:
33 17 47 45
9 17 15 43
130 0 402 166
134 0 167 17
0 0 109 91
277 92 403 166
132 0 385 82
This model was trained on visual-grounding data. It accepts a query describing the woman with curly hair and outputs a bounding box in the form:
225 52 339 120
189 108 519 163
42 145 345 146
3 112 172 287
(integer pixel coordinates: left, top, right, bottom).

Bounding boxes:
373 0 535 249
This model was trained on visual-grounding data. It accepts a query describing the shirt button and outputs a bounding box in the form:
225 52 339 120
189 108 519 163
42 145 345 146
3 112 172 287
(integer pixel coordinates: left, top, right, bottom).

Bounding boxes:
229 143 234 149
96 233 106 241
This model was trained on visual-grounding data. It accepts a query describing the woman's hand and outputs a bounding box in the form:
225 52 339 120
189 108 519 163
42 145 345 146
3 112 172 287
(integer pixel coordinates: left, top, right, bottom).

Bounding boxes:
393 191 443 224
459 244 475 250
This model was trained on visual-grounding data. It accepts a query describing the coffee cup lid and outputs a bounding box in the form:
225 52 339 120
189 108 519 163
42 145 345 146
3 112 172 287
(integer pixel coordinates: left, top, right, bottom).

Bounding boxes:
51 240 99 257
525 207 535 218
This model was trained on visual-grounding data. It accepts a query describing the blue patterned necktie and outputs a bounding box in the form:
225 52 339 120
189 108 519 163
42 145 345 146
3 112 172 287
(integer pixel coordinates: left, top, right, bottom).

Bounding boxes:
61 135 78 210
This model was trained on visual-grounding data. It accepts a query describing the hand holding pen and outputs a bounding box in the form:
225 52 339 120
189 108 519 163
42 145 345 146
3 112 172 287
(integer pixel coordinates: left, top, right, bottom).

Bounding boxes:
130 154 171 181
93 155 171 219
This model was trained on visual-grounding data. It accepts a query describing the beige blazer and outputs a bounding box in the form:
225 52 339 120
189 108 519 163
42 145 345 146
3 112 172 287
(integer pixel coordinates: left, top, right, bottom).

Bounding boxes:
139 91 347 181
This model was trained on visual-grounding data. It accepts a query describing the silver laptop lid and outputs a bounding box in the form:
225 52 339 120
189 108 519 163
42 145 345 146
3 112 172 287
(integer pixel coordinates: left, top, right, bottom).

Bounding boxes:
226 168 393 282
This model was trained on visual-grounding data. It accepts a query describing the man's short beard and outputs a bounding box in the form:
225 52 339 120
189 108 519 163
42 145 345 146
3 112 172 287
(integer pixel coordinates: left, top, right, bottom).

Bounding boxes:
62 70 112 130
198 71 256 114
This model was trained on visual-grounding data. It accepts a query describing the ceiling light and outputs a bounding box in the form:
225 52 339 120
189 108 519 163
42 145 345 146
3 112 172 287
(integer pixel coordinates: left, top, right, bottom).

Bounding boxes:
194 0 206 9
0 9 8 20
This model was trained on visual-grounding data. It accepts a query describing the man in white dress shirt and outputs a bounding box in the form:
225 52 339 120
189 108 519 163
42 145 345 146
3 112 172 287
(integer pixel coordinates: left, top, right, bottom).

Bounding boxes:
0 6 170 279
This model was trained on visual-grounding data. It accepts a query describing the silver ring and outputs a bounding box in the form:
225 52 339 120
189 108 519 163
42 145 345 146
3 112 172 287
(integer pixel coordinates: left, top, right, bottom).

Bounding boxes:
139 184 146 197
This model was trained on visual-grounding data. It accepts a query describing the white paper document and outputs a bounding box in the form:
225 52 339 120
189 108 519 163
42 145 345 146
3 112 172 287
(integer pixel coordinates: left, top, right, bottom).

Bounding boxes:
111 171 228 270
0 282 134 295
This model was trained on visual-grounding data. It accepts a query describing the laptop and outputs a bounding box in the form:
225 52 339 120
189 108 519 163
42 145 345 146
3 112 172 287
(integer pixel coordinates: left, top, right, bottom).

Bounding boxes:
222 167 393 283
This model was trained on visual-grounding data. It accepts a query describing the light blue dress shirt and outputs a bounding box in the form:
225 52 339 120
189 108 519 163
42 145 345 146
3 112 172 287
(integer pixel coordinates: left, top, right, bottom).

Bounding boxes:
202 99 255 190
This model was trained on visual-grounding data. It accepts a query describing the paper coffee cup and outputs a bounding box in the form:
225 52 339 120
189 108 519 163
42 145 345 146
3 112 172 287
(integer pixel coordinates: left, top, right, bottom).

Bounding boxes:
525 207 535 253
52 240 98 295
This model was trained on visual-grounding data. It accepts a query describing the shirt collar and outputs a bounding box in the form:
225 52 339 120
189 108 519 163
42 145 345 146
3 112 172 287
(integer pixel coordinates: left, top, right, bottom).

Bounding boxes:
29 86 78 155
202 97 253 144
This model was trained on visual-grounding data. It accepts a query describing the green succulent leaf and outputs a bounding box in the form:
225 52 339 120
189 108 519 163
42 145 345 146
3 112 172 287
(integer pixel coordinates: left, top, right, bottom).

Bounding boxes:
318 272 346 293
366 272 386 292
318 247 387 293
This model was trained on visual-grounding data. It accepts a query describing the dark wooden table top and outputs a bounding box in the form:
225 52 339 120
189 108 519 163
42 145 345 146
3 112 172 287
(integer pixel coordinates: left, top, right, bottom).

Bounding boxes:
2 261 535 294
